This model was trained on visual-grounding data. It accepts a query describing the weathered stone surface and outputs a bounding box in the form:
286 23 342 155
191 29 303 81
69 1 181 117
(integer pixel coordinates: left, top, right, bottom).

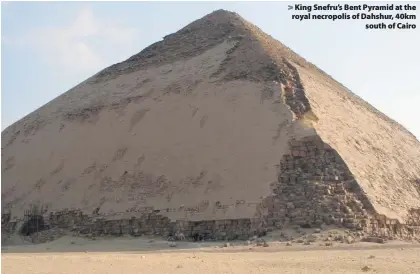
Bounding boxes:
346 236 355 244
362 236 387 244
1 10 420 244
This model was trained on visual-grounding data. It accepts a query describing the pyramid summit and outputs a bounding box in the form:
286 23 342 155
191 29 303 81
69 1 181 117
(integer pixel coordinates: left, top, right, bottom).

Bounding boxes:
2 10 420 241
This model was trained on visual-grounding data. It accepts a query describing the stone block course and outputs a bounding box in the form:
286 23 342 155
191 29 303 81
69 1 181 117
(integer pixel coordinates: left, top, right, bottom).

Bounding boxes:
2 136 419 244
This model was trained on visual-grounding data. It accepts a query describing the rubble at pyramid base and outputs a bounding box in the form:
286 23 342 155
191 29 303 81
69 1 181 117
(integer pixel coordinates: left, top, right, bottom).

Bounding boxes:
3 135 420 243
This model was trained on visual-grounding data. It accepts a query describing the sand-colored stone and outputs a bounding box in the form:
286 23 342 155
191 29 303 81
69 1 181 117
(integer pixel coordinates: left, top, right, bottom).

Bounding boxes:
1 10 419 239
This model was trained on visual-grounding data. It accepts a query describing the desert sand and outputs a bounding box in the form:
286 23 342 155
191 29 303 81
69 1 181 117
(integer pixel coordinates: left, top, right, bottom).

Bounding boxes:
2 235 420 274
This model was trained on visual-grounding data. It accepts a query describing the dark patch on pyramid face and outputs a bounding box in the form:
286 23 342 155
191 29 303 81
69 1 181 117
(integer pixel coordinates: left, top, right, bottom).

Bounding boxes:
61 178 76 194
272 121 289 145
64 105 104 124
3 129 21 148
82 162 96 176
34 178 46 191
199 115 208 128
86 9 311 89
50 160 65 176
3 156 15 172
87 9 312 86
191 107 199 117
23 118 47 137
90 10 245 83
129 108 149 131
112 147 128 162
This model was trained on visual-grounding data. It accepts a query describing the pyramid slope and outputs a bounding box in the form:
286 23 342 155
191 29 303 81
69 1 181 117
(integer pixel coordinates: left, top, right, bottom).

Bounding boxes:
2 37 298 221
2 10 420 237
296 65 420 222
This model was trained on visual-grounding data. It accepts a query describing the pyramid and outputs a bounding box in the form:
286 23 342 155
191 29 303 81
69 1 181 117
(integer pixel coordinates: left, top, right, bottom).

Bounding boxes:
2 10 420 240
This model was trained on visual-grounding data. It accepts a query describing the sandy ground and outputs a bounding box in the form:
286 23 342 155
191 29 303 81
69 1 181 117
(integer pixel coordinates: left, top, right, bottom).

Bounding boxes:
2 235 420 274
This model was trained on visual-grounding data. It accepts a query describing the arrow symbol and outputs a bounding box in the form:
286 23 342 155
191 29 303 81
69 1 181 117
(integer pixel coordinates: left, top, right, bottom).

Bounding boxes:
288 5 293 10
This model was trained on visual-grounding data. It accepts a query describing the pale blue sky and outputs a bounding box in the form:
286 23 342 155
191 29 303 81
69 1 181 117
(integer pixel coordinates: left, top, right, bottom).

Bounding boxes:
1 1 419 138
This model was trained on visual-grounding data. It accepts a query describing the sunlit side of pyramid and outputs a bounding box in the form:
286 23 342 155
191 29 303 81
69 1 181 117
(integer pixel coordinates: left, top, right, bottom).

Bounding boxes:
2 10 420 240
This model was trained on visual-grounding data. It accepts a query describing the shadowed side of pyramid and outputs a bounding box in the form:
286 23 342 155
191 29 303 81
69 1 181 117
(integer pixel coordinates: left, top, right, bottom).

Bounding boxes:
2 9 420 243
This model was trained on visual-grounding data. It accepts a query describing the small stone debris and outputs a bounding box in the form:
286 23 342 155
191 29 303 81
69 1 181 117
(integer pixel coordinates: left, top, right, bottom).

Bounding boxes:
325 242 333 246
256 238 268 247
27 228 67 244
367 255 375 259
346 236 355 244
250 235 258 241
303 241 311 245
286 242 292 246
314 228 321 233
334 235 345 242
306 234 317 243
361 265 371 272
222 242 231 248
362 236 387 244
169 242 177 247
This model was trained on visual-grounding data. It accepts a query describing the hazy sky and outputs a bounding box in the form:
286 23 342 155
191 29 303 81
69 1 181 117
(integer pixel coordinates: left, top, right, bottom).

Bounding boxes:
1 1 419 138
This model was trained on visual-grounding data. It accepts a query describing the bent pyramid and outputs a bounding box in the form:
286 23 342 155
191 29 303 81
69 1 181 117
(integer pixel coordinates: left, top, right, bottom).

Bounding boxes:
2 10 420 240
